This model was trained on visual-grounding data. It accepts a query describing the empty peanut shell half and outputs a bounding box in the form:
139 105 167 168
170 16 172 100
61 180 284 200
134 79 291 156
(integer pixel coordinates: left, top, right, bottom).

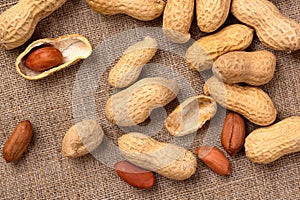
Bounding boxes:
16 34 92 80
165 95 217 137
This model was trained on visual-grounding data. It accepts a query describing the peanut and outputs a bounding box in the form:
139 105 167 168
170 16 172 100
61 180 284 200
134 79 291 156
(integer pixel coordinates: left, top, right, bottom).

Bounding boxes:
105 77 179 126
203 76 277 126
163 0 194 43
231 0 300 52
0 0 67 50
62 119 104 158
245 116 300 164
196 0 231 33
164 95 217 137
195 146 230 176
186 24 254 72
16 34 92 80
114 161 155 189
212 50 276 86
118 132 197 180
108 37 158 88
25 47 63 72
3 120 33 163
85 0 165 21
221 112 246 157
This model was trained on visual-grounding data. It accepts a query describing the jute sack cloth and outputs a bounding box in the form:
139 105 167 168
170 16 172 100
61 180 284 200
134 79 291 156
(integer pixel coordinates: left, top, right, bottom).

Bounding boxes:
0 0 299 199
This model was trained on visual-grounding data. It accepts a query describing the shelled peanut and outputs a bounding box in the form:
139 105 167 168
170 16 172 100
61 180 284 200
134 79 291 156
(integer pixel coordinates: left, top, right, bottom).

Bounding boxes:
195 146 230 176
221 112 246 157
3 120 33 163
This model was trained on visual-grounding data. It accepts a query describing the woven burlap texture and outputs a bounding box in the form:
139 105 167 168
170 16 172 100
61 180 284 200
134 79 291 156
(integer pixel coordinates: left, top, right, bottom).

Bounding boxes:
0 0 299 199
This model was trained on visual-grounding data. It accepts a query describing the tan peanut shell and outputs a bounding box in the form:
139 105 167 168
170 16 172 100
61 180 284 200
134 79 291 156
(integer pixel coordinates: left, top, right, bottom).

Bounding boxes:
85 0 165 21
106 77 179 126
196 0 231 33
16 34 92 80
118 132 197 180
108 37 158 88
163 0 194 43
62 119 104 158
212 50 276 86
203 76 277 126
186 24 254 72
165 95 217 137
231 0 300 52
0 0 67 50
245 116 300 164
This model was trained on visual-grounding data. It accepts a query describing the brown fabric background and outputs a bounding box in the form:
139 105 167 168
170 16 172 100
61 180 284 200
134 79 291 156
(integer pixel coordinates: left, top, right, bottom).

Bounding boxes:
0 0 299 199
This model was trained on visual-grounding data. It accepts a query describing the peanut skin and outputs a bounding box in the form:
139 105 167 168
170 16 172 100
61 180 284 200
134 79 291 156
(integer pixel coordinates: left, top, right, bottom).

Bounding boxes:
106 77 179 126
108 37 158 88
245 116 300 164
85 0 166 21
186 24 254 72
196 0 231 33
0 0 67 50
203 76 277 126
25 47 63 72
3 120 33 163
163 0 194 43
118 132 197 180
212 50 276 86
231 0 300 52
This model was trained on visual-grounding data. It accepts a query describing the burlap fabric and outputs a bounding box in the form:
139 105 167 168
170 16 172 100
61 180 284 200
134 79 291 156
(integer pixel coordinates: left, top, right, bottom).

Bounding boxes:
0 0 299 199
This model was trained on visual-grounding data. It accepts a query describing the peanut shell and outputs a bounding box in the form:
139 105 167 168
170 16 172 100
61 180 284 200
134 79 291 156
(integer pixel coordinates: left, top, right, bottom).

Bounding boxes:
16 34 92 80
118 132 197 180
108 37 158 88
203 76 277 126
106 77 179 126
196 0 231 33
186 24 254 72
163 0 194 43
0 0 67 50
165 95 217 137
245 116 300 164
231 0 300 52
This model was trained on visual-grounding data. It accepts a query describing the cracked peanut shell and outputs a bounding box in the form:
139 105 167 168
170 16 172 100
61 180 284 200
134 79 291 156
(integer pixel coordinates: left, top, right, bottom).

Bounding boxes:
165 95 217 137
16 34 92 80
